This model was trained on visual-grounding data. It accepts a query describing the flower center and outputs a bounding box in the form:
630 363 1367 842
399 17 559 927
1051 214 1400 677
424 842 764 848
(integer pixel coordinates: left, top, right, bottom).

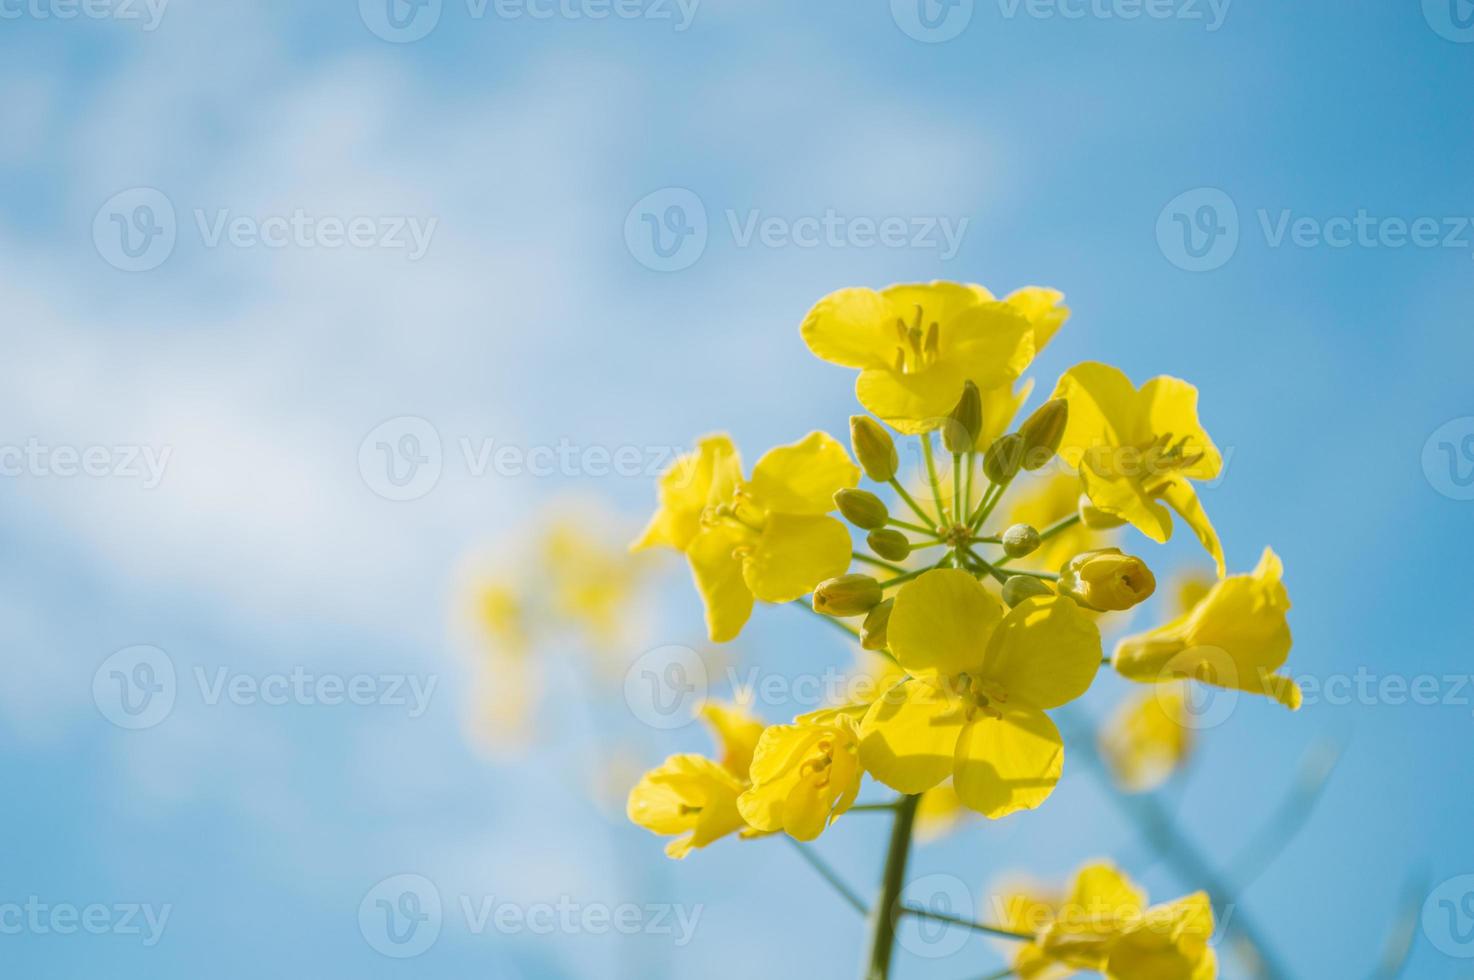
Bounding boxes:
892 305 940 374
953 672 1005 722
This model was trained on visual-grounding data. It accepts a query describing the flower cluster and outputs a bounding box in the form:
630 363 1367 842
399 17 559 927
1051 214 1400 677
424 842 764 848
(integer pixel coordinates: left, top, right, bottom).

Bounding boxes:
624 281 1303 978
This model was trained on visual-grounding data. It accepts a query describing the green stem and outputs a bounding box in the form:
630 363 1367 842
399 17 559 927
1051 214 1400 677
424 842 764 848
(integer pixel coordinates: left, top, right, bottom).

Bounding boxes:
848 800 904 813
787 838 867 915
880 567 930 589
887 517 934 535
952 452 962 529
921 434 949 525
854 553 909 575
898 905 1033 942
889 479 937 531
1036 512 1082 543
963 452 974 519
863 794 920 980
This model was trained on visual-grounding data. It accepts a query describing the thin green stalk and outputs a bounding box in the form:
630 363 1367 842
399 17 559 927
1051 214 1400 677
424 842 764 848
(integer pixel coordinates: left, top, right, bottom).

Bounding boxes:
921 433 949 525
880 567 930 589
863 794 921 980
899 905 1032 942
963 451 974 519
1036 512 1082 543
855 553 909 575
787 838 867 915
952 452 962 529
887 517 935 536
889 479 937 530
791 599 861 638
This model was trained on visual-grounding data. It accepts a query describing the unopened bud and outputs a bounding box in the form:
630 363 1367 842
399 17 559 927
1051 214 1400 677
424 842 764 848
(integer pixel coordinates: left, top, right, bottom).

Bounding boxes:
1057 548 1156 612
1002 575 1055 607
850 416 899 483
1078 494 1128 530
812 574 883 617
867 528 911 562
942 381 982 454
835 489 889 530
983 433 1024 485
1018 398 1068 470
1001 523 1041 558
860 598 893 651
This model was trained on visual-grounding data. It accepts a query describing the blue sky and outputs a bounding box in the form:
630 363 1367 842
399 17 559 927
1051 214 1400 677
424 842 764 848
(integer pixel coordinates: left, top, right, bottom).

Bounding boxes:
2 0 1473 977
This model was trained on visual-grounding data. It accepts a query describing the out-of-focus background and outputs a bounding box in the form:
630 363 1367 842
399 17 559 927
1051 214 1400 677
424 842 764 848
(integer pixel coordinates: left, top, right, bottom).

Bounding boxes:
2 1 1472 976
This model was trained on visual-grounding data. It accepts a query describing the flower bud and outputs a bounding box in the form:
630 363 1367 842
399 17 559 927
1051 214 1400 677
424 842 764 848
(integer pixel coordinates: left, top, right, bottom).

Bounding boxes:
1001 523 1041 558
1002 575 1055 607
1078 494 1128 530
867 528 911 562
1018 398 1068 470
812 574 883 617
982 433 1024 485
850 416 899 483
1057 548 1156 611
860 598 893 651
942 381 982 455
835 489 889 530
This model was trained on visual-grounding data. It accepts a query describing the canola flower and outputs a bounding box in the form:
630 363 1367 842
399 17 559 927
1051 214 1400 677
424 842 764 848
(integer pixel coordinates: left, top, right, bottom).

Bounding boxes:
620 280 1309 979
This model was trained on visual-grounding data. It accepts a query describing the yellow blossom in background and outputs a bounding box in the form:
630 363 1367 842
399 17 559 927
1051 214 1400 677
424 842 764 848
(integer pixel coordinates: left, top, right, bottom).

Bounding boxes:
1051 362 1226 575
800 282 1067 434
860 569 1101 817
1007 862 1217 980
632 432 859 642
475 580 531 659
1114 547 1301 710
540 519 651 655
738 713 863 841
1002 471 1114 572
914 781 970 842
1099 682 1195 793
627 699 766 859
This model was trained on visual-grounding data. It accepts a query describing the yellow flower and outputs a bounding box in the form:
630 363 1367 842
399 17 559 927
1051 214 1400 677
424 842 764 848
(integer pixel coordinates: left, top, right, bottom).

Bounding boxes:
1098 682 1194 793
1012 862 1217 980
475 581 531 658
800 282 1068 434
632 432 859 642
914 781 970 842
1051 362 1226 575
859 569 1101 817
627 699 765 858
1057 548 1157 612
540 519 649 653
737 714 863 841
1113 547 1301 710
626 755 748 859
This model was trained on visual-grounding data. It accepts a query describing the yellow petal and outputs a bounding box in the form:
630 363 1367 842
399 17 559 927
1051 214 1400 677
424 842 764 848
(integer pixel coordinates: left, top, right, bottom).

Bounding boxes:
856 359 971 434
880 281 995 325
700 701 766 779
1005 286 1070 352
686 525 754 643
747 431 860 515
742 513 852 603
1159 478 1226 576
1138 376 1222 480
953 702 1064 818
1050 362 1139 470
1065 862 1147 920
1098 683 1194 793
1105 892 1216 980
627 753 748 859
860 678 966 794
887 568 1002 678
799 287 902 369
1081 462 1174 543
983 596 1102 710
632 434 742 552
975 379 1034 453
943 300 1037 387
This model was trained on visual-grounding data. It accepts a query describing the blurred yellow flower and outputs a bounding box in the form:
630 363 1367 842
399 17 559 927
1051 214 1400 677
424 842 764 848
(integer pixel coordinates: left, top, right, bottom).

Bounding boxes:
632 432 859 642
1005 862 1217 980
475 581 530 658
541 519 650 653
800 282 1066 434
914 781 970 842
1113 547 1300 710
1098 682 1194 793
738 713 863 841
860 569 1101 817
1051 362 1226 575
